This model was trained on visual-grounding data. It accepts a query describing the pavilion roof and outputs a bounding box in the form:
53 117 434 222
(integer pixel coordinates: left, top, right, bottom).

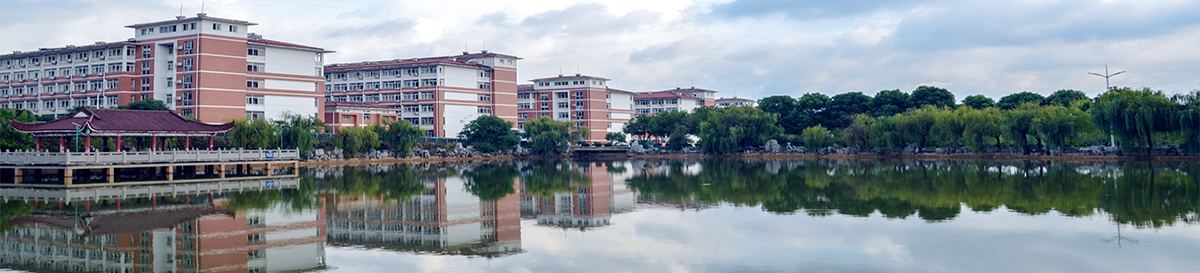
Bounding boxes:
9 107 235 136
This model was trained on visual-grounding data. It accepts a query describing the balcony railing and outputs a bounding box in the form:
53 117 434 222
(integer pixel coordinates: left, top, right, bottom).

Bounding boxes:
0 149 299 166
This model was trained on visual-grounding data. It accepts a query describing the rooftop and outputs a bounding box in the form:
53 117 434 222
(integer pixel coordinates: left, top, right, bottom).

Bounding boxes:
530 73 611 82
325 51 516 71
125 13 258 29
325 102 398 109
633 92 699 100
10 107 234 136
716 97 755 102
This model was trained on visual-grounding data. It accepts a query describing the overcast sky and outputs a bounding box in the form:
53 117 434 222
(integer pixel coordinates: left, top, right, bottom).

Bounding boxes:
2 0 1197 100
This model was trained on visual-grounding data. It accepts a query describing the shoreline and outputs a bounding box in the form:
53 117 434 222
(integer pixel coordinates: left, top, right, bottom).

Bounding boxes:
298 152 1200 167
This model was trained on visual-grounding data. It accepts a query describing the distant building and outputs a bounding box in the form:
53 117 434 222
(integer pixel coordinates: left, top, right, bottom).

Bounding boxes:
632 87 717 117
716 97 756 107
517 74 634 142
323 102 400 132
0 13 333 123
322 51 520 138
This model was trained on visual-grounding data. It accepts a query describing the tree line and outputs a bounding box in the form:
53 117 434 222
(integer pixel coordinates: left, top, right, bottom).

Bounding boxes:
624 86 1200 155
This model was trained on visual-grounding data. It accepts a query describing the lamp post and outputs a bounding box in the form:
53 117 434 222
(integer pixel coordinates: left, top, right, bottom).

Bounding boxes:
71 122 81 152
273 131 282 150
1089 65 1126 147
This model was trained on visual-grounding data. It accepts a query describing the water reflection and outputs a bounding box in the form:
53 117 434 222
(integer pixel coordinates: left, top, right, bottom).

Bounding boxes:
1 179 327 273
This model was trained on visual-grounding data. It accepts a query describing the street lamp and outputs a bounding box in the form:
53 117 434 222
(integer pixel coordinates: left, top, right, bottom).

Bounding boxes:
1089 65 1126 147
71 122 82 152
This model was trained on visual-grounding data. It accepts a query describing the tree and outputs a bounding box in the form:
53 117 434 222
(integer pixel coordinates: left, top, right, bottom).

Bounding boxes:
931 106 968 148
758 95 804 135
841 114 874 149
1032 104 1094 154
119 99 170 111
377 120 424 156
664 126 692 150
899 106 938 150
1091 87 1178 155
333 126 380 158
963 107 1005 151
912 86 955 108
1005 103 1040 154
1174 91 1200 154
464 165 519 201
871 89 912 117
1044 89 1089 107
523 116 581 154
824 92 873 128
460 115 518 153
0 109 35 150
697 106 782 154
792 93 832 132
227 118 278 149
273 113 323 156
997 91 1045 110
961 95 995 109
605 132 627 143
801 125 836 151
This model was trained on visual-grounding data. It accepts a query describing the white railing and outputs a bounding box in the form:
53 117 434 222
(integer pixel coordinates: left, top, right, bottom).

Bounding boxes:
0 177 300 202
0 149 299 166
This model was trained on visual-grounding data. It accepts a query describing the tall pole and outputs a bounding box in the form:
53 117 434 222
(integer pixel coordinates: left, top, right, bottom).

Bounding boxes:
1089 65 1126 147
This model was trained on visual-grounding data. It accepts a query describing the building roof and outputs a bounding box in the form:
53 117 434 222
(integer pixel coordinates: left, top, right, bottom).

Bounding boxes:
10 107 235 136
455 51 523 60
606 88 635 94
2 41 135 59
249 38 332 52
324 102 398 109
633 92 699 100
10 207 232 237
658 87 718 94
530 74 611 82
325 51 517 71
125 13 258 29
716 97 755 102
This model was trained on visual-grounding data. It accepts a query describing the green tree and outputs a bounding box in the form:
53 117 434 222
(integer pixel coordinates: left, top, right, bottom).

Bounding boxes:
1091 87 1179 155
867 115 905 153
1005 103 1040 154
758 95 804 135
460 115 519 153
871 89 912 117
228 118 279 149
464 165 520 201
273 113 323 156
824 92 873 128
377 120 424 156
1032 104 1094 154
524 116 580 154
912 86 955 108
792 93 832 131
0 108 35 150
801 125 836 151
696 106 782 154
961 95 995 109
605 132 627 143
1044 89 1089 107
900 106 939 150
664 126 692 150
841 114 874 149
333 126 380 157
1174 91 1200 154
119 99 170 111
997 91 1045 110
963 107 1005 151
931 106 968 147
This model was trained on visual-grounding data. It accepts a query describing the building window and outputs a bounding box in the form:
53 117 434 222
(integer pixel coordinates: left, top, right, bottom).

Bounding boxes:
229 25 238 32
246 111 265 120
518 113 528 119
181 92 193 106
478 95 491 102
181 75 193 88
247 62 264 72
183 41 194 54
363 114 371 121
182 58 194 71
212 23 221 30
141 46 151 58
247 47 263 56
246 95 263 105
246 79 263 88
478 106 491 114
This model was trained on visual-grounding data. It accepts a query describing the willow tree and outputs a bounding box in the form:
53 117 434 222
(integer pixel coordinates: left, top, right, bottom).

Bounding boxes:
1174 91 1200 154
1032 103 1094 154
273 113 323 156
1004 103 1040 154
962 107 1005 151
378 120 424 156
697 106 782 154
228 118 279 149
1091 87 1177 155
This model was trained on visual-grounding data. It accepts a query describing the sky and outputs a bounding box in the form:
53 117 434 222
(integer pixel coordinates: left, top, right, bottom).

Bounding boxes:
2 0 1197 101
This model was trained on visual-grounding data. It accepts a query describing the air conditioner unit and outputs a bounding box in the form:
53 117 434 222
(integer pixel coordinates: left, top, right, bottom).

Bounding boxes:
175 80 182 84
175 63 183 67
99 56 105 60
65 59 72 63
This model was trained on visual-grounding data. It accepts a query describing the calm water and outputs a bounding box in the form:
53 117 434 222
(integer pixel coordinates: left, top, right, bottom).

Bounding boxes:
1 160 1197 273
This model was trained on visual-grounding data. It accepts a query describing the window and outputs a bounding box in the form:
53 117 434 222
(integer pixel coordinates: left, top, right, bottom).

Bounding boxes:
576 122 585 127
183 41 194 54
419 92 434 100
182 58 193 71
478 95 491 102
557 92 568 99
518 93 530 100
363 114 371 121
246 79 263 88
159 25 176 33
247 47 263 56
557 102 567 108
559 112 568 118
247 62 263 72
140 62 151 75
478 106 491 114
75 66 87 76
518 113 528 119
181 74 193 88
518 103 531 109
212 23 221 30
229 25 238 32
246 111 265 120
140 78 151 91
181 92 192 106
141 46 151 58
478 82 491 89
246 95 263 105
540 103 549 110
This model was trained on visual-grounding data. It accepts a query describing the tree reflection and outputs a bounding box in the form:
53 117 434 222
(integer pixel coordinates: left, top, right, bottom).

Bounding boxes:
464 164 520 201
311 166 426 201
629 160 1198 228
521 161 592 197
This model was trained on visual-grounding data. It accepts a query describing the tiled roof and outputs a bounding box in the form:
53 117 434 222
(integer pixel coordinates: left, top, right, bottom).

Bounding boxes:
325 58 479 71
249 38 330 52
455 52 523 60
716 97 754 102
530 74 611 82
607 88 635 94
10 107 235 135
633 92 698 99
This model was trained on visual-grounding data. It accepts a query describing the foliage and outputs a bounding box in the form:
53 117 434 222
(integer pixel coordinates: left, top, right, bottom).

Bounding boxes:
759 95 805 135
333 126 380 158
664 126 692 150
899 106 938 149
0 108 35 150
1032 103 1095 154
273 113 322 157
521 162 592 197
1044 89 1089 107
118 99 170 111
801 125 836 151
1174 91 1200 153
998 91 1046 110
376 120 424 156
871 89 912 117
605 132 627 143
227 118 278 149
961 95 996 109
911 86 955 108
962 107 1006 151
524 116 582 154
696 106 782 154
1005 103 1040 154
464 164 520 201
459 115 519 153
824 92 873 128
313 165 425 201
1091 87 1177 155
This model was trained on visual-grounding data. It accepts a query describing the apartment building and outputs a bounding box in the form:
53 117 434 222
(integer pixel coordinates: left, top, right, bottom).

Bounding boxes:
323 102 400 132
516 74 634 142
0 13 332 123
716 97 756 107
632 87 717 117
322 51 521 138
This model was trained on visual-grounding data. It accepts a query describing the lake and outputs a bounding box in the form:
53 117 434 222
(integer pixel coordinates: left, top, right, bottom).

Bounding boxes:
2 159 1197 273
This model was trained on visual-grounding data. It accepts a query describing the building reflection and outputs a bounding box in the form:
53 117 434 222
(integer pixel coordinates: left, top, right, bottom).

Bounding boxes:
1 178 327 273
519 162 638 230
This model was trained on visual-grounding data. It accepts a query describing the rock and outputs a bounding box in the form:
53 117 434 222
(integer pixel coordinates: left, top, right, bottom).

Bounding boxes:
765 139 782 153
630 142 647 154
902 143 919 154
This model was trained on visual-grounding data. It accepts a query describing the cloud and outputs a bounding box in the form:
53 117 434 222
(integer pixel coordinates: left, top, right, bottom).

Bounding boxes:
323 19 417 38
709 0 937 20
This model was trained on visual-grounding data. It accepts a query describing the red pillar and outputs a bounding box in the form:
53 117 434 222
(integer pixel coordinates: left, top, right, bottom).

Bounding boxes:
35 137 40 151
209 136 214 151
116 199 121 211
185 136 191 150
84 135 91 152
60 137 65 152
151 136 158 152
85 199 91 213
115 136 122 151
151 196 157 207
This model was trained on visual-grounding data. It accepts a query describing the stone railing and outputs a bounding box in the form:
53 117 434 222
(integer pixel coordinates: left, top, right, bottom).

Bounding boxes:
0 149 299 166
0 177 299 202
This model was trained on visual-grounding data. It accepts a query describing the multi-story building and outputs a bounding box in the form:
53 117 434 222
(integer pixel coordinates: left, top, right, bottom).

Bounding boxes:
520 162 637 229
516 74 634 142
632 87 717 117
716 97 756 107
322 51 521 138
323 102 400 132
1 14 332 123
